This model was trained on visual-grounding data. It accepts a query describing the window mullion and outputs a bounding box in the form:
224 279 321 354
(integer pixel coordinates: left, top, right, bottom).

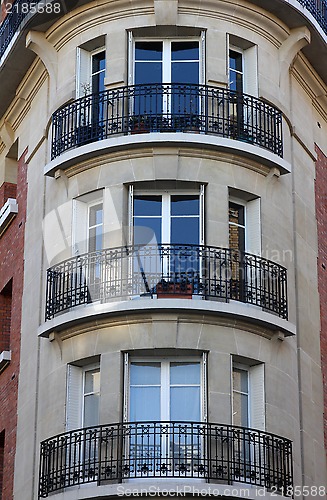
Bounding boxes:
161 361 170 421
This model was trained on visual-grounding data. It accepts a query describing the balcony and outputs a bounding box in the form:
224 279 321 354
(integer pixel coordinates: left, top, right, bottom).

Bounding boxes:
295 0 327 33
45 244 288 321
51 84 283 159
38 420 293 498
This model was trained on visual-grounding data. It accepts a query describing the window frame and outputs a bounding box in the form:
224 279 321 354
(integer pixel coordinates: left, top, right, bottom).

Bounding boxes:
229 195 261 256
124 354 207 424
130 186 205 246
229 46 244 93
129 36 205 86
76 46 106 98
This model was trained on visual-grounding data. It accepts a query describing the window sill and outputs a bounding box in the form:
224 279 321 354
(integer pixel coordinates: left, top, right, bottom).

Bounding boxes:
0 198 18 237
0 351 11 374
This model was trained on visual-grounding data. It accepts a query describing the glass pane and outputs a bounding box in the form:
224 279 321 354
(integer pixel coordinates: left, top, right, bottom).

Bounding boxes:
171 196 199 216
134 196 162 216
171 42 199 60
84 393 99 427
84 369 100 394
89 204 103 226
170 362 200 384
229 203 244 226
130 362 161 385
229 50 243 72
135 62 162 85
230 71 243 93
130 386 160 421
89 227 103 252
233 392 249 427
171 217 199 245
92 72 105 93
172 62 199 85
134 217 161 245
170 387 200 421
92 52 105 72
233 368 248 393
135 42 163 60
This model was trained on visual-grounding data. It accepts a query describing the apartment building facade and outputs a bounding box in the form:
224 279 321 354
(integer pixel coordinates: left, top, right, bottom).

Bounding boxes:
0 0 326 499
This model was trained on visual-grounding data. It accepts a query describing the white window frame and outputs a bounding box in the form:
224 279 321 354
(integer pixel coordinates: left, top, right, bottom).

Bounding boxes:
82 364 101 428
72 192 104 257
229 196 261 256
228 46 244 93
124 353 207 423
66 362 100 431
76 47 106 98
130 187 205 246
231 360 265 431
129 37 205 86
87 201 104 253
232 362 250 427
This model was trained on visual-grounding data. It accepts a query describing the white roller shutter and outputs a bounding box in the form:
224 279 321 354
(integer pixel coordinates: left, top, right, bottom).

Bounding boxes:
66 365 83 431
244 45 258 97
246 198 261 256
72 199 88 256
76 47 91 98
249 363 265 430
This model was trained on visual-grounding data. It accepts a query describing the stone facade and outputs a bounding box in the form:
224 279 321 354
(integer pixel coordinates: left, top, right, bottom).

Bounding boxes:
0 1 326 499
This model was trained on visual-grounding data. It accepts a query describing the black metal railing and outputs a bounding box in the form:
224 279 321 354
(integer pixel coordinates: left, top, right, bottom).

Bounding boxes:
51 83 283 158
39 421 293 497
45 244 288 320
298 0 327 33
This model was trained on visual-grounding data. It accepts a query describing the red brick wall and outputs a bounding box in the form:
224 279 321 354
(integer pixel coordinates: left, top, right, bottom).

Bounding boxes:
0 432 4 500
0 150 27 500
315 144 327 454
0 183 17 206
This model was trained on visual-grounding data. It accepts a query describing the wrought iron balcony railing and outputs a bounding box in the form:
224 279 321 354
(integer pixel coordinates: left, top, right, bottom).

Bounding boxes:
39 421 293 498
51 83 283 159
45 244 288 321
298 0 327 33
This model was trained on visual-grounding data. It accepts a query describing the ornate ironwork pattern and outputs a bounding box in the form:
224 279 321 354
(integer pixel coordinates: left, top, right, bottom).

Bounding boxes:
45 244 288 320
38 421 293 498
50 83 283 158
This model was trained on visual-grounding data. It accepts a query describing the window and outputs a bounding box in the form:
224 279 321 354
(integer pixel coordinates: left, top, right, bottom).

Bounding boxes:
66 363 100 473
133 40 201 86
133 191 202 246
73 193 103 256
76 47 106 97
130 38 204 122
130 187 204 290
0 280 12 355
229 195 261 256
229 49 244 93
232 365 249 427
228 38 258 97
66 363 100 431
124 355 206 477
228 195 261 303
128 359 202 422
232 361 265 480
232 361 265 430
